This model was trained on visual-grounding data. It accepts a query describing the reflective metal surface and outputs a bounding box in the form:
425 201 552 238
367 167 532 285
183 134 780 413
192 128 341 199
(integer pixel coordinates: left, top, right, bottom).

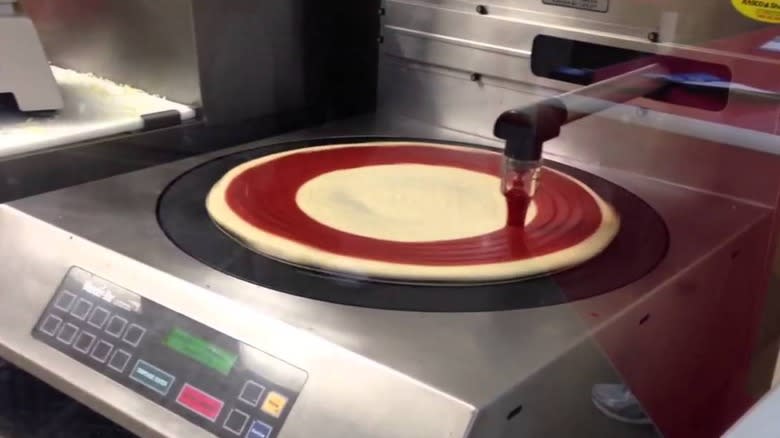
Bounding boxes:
23 0 379 125
0 10 62 111
380 0 780 150
23 0 202 107
382 0 768 88
384 0 764 48
0 114 772 437
0 116 314 204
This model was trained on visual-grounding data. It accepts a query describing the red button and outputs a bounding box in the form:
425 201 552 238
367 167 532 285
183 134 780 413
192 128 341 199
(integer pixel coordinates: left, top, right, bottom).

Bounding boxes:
176 383 224 421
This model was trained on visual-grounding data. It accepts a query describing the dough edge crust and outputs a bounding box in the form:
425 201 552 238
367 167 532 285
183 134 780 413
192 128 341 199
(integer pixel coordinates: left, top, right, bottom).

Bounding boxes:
205 142 620 282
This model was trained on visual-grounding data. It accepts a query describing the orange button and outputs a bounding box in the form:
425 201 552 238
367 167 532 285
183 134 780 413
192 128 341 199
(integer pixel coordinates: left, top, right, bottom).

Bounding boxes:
260 391 288 418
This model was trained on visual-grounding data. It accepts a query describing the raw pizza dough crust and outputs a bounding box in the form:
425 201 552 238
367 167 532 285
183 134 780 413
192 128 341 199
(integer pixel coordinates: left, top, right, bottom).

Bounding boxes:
296 163 537 242
206 142 620 282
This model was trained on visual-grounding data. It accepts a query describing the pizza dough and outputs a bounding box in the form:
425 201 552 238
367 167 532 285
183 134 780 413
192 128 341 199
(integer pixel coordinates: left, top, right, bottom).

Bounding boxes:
296 164 537 242
206 142 620 282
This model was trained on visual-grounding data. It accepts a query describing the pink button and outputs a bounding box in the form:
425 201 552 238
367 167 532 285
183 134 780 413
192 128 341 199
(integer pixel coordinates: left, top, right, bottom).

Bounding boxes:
176 383 224 421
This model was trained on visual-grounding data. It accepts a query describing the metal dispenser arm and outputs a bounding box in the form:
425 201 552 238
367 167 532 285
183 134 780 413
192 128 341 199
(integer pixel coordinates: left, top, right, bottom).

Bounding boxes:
493 63 668 227
494 63 669 162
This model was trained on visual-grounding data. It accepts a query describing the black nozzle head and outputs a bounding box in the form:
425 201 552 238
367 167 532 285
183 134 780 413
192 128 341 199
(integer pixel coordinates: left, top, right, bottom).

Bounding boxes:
494 98 568 161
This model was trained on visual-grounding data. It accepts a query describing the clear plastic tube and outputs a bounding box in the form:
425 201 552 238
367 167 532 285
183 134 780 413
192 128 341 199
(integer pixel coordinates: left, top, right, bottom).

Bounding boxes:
501 158 542 228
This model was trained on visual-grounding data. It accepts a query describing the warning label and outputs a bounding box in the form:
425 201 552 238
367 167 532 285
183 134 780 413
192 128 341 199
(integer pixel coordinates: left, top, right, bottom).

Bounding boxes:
543 0 609 13
732 0 780 23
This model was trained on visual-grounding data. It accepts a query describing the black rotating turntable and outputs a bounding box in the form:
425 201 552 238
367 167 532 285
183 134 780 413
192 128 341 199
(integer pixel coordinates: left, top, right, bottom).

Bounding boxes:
158 137 668 312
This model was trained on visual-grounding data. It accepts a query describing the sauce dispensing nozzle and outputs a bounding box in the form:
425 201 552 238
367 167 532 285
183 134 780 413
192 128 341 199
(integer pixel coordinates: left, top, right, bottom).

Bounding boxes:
493 63 668 228
494 99 567 227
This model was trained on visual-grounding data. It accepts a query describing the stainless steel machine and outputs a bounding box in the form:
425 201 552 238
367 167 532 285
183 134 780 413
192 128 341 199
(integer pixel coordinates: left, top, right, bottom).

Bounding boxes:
0 0 62 111
0 1 778 438
0 0 378 203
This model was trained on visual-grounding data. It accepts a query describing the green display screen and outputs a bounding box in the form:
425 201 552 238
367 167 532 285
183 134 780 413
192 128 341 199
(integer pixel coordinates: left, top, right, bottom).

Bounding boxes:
164 328 238 376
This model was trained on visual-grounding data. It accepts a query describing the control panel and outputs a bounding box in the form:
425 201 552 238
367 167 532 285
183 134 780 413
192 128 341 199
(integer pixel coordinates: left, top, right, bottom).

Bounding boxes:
33 267 306 438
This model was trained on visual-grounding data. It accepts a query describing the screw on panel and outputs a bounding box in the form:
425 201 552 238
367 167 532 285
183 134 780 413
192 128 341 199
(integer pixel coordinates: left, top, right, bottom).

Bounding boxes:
507 405 523 420
476 4 488 15
377 35 384 44
378 7 386 15
647 31 660 43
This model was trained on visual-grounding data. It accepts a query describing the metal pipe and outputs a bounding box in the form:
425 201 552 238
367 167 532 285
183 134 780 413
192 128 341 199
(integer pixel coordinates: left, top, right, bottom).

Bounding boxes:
555 63 669 125
494 62 669 162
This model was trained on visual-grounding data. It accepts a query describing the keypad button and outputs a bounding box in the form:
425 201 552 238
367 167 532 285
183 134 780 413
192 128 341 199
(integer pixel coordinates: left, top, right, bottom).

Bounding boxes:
73 331 97 354
122 324 146 347
70 298 93 320
238 381 266 407
246 420 273 438
108 349 132 373
54 290 77 312
261 391 288 418
90 340 113 363
223 409 249 435
175 384 224 422
105 315 127 337
87 306 111 329
39 314 63 336
56 323 79 345
130 360 175 396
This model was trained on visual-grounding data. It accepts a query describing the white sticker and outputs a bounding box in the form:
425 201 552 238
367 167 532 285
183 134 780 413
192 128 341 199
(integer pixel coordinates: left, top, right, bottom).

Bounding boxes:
82 279 142 313
543 0 609 13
